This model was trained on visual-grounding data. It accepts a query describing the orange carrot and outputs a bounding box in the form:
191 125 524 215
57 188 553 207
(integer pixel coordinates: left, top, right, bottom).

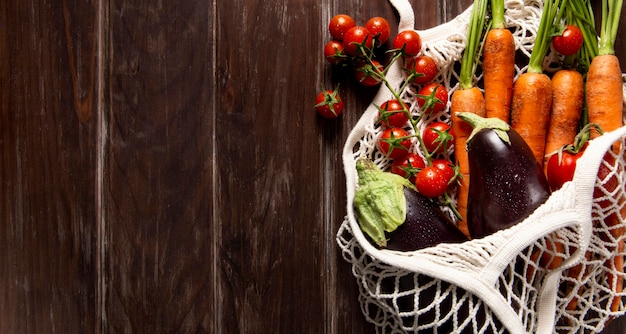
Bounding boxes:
543 69 584 170
588 0 626 314
483 28 515 123
509 0 558 166
510 72 553 165
451 87 485 237
586 54 624 142
448 0 488 238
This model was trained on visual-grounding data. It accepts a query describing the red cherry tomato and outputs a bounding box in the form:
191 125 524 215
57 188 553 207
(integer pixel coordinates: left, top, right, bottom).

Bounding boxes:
422 121 455 154
323 40 346 65
415 165 449 198
546 149 585 190
417 83 449 115
378 128 412 159
552 24 584 56
328 14 356 41
431 159 456 184
314 87 344 119
365 16 391 46
392 30 422 57
378 99 409 128
391 153 426 182
343 26 374 56
355 59 383 86
406 55 438 85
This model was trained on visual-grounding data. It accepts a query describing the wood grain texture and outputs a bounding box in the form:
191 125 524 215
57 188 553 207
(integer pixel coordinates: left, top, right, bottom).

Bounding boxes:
1 0 625 333
105 0 215 332
0 0 98 333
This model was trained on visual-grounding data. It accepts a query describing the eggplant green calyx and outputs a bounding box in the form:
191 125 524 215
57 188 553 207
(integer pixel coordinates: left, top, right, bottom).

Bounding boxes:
354 157 415 247
456 112 511 145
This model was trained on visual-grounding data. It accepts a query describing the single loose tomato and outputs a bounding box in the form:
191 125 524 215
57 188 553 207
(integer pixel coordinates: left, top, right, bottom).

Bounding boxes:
355 59 383 86
422 121 455 154
415 165 449 198
365 16 391 46
417 83 448 114
378 99 409 128
552 24 584 56
378 127 412 159
314 86 344 119
406 55 438 85
546 148 585 190
392 30 422 57
391 152 426 182
323 40 347 65
343 26 374 56
328 14 356 41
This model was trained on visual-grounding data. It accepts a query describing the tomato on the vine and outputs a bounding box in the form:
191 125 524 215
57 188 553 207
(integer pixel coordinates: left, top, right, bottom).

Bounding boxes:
431 159 456 184
378 127 412 159
343 26 374 56
417 83 448 114
415 165 449 198
365 16 391 46
391 152 425 182
314 86 344 119
328 14 356 41
552 24 584 56
392 30 422 57
406 55 438 85
422 121 455 154
546 148 585 191
378 99 409 128
323 40 347 65
355 59 383 86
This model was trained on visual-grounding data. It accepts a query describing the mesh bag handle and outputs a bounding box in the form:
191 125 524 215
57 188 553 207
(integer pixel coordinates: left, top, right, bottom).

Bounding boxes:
338 0 626 332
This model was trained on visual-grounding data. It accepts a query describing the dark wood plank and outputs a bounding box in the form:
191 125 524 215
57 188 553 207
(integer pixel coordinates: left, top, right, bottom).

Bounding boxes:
0 1 99 333
104 1 215 332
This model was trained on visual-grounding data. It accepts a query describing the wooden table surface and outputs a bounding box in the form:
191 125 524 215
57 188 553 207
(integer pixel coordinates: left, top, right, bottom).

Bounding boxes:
1 0 626 332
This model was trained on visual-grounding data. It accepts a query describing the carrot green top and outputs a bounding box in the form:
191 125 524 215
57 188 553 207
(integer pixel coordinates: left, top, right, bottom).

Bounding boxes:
458 0 488 90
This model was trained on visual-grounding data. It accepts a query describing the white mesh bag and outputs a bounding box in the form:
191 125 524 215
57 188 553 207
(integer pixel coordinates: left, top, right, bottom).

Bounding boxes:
336 0 626 332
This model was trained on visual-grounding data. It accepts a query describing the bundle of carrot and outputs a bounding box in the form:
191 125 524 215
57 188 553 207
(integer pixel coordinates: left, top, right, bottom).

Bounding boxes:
450 0 489 238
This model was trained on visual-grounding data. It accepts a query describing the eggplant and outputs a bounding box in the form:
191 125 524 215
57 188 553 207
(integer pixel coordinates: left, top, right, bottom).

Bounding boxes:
456 112 551 239
353 157 469 250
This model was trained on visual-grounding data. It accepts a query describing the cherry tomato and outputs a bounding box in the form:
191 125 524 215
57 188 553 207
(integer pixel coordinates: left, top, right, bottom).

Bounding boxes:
415 165 449 198
328 14 356 41
355 59 383 86
378 128 412 159
391 152 426 182
365 16 391 46
343 26 374 56
552 24 584 56
546 149 585 190
406 55 438 85
431 159 456 184
417 83 449 115
323 40 347 65
314 87 344 119
392 30 422 57
422 121 455 154
378 99 409 128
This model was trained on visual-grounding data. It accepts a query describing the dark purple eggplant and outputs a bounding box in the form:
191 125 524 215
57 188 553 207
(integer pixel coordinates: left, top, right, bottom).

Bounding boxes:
386 187 469 251
353 157 468 250
456 112 551 239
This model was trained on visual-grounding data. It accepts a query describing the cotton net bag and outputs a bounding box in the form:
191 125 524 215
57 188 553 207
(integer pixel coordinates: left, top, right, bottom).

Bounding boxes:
336 0 626 332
